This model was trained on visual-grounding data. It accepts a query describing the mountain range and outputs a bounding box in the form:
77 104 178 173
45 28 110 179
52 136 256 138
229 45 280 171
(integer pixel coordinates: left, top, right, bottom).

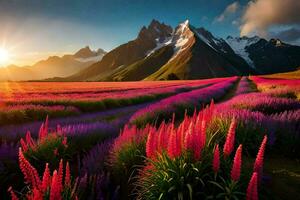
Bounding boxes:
0 46 106 81
56 19 300 81
3 19 300 81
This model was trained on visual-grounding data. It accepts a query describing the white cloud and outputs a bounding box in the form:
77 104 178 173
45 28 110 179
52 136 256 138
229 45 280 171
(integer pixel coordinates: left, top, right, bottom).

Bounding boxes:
240 0 300 36
215 2 239 23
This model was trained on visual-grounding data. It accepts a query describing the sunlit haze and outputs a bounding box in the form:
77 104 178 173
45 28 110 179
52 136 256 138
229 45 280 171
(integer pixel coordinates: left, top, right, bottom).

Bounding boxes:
0 47 10 66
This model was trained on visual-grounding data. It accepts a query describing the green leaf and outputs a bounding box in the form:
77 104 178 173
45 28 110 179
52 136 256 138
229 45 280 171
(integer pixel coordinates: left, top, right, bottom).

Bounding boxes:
186 183 193 200
158 193 164 200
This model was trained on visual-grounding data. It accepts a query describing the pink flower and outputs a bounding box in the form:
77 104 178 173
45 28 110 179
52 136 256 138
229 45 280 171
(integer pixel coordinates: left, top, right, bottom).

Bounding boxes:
246 172 258 200
231 144 242 181
223 118 237 157
253 135 267 183
212 144 220 173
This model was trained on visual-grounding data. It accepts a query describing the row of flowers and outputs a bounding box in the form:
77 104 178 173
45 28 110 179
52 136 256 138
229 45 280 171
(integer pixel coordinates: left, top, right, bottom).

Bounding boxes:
130 77 238 125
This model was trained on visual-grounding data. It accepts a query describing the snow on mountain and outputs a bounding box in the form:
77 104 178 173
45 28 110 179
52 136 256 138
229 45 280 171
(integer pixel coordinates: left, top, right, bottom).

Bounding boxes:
194 30 218 52
146 37 172 56
146 20 191 57
171 20 193 57
226 36 260 68
194 27 232 54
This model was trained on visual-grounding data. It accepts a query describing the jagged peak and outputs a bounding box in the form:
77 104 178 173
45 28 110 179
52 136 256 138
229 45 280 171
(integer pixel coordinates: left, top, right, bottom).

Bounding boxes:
182 19 189 26
74 46 104 58
138 19 172 40
269 38 287 47
176 20 190 30
149 19 161 28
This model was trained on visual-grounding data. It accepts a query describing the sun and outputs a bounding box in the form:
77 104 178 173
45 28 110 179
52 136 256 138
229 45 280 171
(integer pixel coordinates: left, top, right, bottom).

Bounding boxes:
0 47 10 65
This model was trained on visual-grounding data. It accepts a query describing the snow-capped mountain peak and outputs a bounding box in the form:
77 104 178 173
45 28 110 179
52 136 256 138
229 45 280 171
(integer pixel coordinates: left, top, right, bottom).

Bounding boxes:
226 36 260 68
146 20 192 57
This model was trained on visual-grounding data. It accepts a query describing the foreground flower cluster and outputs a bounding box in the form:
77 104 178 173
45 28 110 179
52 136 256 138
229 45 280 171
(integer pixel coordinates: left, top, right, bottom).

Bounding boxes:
8 150 77 200
110 102 268 199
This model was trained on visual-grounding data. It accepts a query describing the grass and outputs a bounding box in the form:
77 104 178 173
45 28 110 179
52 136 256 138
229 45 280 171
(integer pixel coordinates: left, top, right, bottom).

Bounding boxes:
264 69 300 79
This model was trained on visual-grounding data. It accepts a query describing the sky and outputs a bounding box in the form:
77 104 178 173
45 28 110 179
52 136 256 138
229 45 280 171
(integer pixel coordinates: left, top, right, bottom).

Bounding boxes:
0 0 299 66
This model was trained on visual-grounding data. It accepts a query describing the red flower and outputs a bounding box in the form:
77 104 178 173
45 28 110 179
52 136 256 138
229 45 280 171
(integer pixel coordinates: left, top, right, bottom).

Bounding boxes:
20 138 28 152
50 170 62 200
183 123 193 151
231 144 242 181
29 187 43 200
199 119 206 150
246 172 258 200
157 122 166 151
223 118 237 157
8 187 19 200
25 131 35 149
65 162 71 187
42 163 51 192
18 148 41 189
57 159 64 192
146 128 156 158
253 135 267 183
45 115 49 132
167 129 180 158
212 144 220 173
38 123 46 141
177 123 185 154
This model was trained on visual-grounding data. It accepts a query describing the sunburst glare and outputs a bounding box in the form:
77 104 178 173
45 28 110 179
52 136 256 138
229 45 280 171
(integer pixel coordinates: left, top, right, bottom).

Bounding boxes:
0 47 10 66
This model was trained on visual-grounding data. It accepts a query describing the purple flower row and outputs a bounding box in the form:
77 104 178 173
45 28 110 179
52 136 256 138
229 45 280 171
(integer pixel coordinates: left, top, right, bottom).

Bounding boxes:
130 77 238 123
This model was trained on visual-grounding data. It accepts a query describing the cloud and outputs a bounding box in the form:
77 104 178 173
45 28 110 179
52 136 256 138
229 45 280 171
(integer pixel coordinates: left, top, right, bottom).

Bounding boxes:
215 2 239 23
240 0 300 36
232 20 239 26
271 27 300 43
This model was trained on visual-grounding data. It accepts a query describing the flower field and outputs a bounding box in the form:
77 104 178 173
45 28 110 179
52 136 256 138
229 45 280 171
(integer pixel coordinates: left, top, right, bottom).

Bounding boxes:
0 76 299 199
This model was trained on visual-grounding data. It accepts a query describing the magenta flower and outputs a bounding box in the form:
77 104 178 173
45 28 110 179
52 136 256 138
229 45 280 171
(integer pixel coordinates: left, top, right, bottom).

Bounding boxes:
246 172 258 200
223 118 237 157
212 144 220 173
253 135 267 183
231 144 242 181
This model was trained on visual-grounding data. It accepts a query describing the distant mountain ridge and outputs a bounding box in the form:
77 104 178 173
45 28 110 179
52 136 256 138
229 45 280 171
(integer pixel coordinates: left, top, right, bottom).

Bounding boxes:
0 46 106 81
58 19 300 81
